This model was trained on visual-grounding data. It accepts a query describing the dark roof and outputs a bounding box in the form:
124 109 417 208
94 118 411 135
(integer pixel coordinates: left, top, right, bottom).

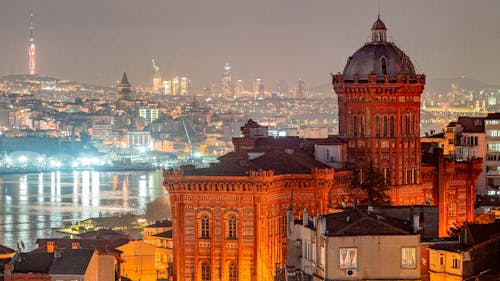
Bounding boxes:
485 113 500 120
0 244 15 254
146 220 172 228
153 230 173 239
428 243 464 252
457 117 485 133
13 252 54 273
324 208 414 236
467 221 500 245
186 148 329 176
305 135 346 145
343 42 416 80
49 249 95 276
35 237 128 252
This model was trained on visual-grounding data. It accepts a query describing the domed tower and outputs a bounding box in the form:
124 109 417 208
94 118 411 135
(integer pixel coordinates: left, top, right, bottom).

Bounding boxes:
332 17 426 186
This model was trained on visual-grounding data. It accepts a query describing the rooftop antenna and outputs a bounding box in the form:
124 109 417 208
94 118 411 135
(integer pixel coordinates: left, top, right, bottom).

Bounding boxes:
377 0 381 19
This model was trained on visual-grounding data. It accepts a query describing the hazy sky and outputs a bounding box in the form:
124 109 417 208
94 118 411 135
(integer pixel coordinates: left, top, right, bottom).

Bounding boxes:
1 0 499 90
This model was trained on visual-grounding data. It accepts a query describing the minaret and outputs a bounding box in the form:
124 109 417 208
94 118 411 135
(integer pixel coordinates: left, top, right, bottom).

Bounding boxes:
28 13 36 75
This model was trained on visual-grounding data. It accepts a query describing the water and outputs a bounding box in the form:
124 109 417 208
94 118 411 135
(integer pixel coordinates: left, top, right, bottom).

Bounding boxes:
0 170 166 250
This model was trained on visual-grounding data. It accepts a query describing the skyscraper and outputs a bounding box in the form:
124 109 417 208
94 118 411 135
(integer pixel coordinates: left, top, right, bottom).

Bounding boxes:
152 59 163 93
28 13 36 75
253 77 264 100
296 79 306 99
222 63 232 98
235 79 244 99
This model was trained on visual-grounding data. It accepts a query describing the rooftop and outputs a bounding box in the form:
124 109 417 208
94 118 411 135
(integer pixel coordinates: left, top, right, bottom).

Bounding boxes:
48 249 95 276
146 219 172 228
324 208 415 236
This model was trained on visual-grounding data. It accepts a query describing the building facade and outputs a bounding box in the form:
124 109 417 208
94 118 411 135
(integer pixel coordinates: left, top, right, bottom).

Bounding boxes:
164 17 482 281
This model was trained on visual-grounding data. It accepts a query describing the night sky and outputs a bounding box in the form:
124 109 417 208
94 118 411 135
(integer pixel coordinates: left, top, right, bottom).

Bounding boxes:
1 0 499 90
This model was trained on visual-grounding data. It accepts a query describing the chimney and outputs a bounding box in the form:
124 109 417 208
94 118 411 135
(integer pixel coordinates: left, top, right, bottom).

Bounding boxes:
412 213 420 234
367 205 373 213
302 208 308 226
54 248 62 259
319 216 326 235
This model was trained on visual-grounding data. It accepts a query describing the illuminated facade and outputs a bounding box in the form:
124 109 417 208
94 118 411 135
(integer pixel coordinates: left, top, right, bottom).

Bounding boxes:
253 78 264 100
139 107 160 125
164 17 483 281
330 17 481 236
235 80 244 99
28 13 36 75
165 122 334 281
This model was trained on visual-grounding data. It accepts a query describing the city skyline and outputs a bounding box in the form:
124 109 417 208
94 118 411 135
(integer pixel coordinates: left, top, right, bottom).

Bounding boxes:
0 1 499 90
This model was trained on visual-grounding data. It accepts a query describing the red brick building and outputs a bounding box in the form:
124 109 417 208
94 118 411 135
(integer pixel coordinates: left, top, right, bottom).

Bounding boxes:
164 17 482 281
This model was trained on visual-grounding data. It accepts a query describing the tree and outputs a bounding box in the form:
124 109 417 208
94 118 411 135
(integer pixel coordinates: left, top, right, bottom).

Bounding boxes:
359 167 390 206
144 196 171 222
447 223 464 238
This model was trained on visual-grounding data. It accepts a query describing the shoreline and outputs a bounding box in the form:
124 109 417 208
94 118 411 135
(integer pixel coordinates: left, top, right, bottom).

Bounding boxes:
0 165 160 175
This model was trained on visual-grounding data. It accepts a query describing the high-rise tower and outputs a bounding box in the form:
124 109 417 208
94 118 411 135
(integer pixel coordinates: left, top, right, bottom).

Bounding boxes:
152 59 163 93
28 13 36 75
222 63 232 98
332 17 426 186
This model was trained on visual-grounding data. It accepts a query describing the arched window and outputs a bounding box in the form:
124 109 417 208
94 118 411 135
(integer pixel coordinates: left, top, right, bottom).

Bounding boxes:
390 116 395 137
201 215 210 239
383 116 388 137
401 115 404 135
229 261 237 281
376 116 380 137
201 261 211 281
406 116 411 136
380 57 388 75
353 116 358 137
228 215 237 239
411 115 415 136
360 115 365 137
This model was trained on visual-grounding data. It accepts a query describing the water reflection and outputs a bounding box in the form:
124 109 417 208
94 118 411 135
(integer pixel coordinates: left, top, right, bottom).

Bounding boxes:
0 170 164 249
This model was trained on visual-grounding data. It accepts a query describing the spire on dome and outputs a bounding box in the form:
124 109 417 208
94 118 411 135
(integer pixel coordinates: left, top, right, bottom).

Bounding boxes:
371 16 387 43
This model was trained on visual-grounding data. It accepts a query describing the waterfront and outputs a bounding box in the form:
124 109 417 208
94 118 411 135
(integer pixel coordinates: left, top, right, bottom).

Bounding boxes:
0 170 166 249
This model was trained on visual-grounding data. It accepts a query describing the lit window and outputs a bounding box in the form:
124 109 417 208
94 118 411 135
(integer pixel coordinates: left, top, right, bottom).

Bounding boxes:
228 215 237 239
201 215 210 239
401 247 416 268
339 248 357 269
229 261 237 281
201 261 211 281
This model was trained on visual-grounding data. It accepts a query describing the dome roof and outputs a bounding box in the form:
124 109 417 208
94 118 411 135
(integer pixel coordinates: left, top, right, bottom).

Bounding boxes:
342 17 417 81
